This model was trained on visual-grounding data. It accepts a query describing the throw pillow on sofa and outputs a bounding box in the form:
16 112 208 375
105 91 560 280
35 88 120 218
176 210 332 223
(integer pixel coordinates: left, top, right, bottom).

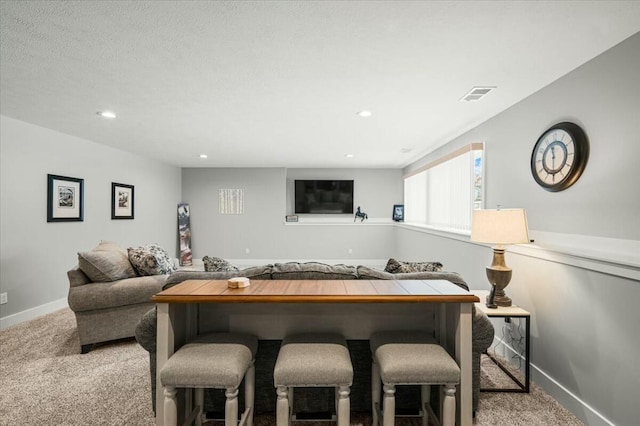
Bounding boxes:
202 256 239 272
128 244 177 276
384 258 443 274
78 241 138 282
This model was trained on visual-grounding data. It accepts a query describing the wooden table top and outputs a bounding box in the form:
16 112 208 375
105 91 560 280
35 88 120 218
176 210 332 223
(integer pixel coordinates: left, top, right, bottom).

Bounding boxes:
151 279 480 304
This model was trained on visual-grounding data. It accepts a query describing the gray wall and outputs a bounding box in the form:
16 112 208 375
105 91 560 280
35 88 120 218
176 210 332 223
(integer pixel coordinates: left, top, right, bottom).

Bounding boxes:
181 168 288 259
0 115 181 322
181 167 401 261
399 33 640 426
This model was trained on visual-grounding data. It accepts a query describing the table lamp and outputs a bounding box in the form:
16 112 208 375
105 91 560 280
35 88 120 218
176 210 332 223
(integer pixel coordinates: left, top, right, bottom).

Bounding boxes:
471 208 529 307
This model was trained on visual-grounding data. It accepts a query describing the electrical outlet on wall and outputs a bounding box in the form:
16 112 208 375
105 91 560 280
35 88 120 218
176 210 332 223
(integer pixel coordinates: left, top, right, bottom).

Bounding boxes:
245 248 250 254
0 292 7 305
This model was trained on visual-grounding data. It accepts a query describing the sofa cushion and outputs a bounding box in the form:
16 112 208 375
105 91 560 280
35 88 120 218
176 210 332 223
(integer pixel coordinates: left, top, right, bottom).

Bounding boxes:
68 274 168 312
384 258 443 274
271 262 357 280
128 244 177 276
356 266 469 291
77 241 137 282
202 256 239 272
163 265 273 290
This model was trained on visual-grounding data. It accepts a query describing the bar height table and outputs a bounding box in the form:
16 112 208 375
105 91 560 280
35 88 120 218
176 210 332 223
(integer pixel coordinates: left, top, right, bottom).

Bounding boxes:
152 279 479 426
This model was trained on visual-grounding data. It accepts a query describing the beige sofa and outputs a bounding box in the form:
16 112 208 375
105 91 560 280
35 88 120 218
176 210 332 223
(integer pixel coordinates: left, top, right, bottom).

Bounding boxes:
67 267 167 353
67 241 173 353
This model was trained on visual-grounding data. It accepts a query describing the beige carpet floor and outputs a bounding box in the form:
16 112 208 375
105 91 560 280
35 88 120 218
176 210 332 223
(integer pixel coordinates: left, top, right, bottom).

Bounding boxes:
0 308 583 425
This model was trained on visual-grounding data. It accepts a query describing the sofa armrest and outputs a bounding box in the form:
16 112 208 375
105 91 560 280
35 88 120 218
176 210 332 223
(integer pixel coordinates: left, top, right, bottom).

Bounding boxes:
135 307 157 353
472 309 495 352
67 266 91 288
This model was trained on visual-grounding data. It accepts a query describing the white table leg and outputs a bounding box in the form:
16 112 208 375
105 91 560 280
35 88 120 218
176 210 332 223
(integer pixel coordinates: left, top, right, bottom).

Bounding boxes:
156 303 189 426
156 304 171 426
454 303 472 426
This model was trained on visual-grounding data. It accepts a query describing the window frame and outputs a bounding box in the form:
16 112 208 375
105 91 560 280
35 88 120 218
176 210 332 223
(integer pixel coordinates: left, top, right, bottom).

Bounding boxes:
402 142 484 234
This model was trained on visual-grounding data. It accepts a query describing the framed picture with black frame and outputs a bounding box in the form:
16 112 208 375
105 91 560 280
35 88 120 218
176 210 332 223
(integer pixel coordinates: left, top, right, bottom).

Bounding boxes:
47 174 84 222
392 204 404 222
111 182 135 219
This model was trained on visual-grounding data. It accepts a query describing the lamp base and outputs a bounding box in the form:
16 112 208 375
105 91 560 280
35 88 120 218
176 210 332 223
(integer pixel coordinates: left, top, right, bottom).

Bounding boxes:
488 293 512 307
485 248 513 307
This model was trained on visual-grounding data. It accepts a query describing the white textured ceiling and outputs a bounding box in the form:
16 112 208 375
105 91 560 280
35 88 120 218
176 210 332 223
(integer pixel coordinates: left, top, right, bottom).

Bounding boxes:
1 1 639 168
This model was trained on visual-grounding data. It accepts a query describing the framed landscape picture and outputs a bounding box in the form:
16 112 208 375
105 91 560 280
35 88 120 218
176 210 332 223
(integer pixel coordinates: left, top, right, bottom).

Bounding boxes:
47 174 84 222
111 182 134 219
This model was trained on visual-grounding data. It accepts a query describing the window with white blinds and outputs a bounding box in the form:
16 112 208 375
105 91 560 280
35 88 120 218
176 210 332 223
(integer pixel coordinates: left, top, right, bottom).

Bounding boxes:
403 143 483 232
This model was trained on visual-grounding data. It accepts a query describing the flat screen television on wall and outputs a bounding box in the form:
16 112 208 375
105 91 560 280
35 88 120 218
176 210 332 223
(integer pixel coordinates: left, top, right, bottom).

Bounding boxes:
294 180 354 214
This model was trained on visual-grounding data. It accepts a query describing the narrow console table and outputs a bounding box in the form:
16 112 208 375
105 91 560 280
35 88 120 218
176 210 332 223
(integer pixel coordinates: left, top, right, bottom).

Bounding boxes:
152 279 479 426
473 291 530 393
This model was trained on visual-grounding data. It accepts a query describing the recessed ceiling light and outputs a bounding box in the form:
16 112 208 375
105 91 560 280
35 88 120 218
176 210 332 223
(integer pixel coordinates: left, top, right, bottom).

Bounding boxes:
357 110 372 117
97 111 117 119
345 154 354 158
199 154 208 159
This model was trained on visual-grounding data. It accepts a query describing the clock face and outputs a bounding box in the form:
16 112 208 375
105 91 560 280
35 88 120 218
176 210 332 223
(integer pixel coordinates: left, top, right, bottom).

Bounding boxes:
531 122 589 192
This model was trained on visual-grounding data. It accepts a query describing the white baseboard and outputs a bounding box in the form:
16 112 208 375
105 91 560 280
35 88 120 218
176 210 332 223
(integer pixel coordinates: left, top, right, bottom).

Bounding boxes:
0 297 68 330
492 337 615 426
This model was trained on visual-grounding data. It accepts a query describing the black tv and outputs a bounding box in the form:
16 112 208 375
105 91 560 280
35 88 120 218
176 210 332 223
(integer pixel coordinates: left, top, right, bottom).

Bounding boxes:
294 180 354 214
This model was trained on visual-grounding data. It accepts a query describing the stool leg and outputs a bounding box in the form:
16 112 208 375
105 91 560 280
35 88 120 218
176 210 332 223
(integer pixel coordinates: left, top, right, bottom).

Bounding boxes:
382 384 395 426
421 384 431 426
225 387 239 426
289 387 294 422
371 358 381 426
442 384 456 426
337 385 350 426
194 388 204 426
276 385 290 426
245 362 255 426
164 386 178 426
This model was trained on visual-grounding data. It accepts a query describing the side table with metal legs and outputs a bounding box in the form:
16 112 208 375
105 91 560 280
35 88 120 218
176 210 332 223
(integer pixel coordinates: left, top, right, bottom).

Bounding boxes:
473 290 531 393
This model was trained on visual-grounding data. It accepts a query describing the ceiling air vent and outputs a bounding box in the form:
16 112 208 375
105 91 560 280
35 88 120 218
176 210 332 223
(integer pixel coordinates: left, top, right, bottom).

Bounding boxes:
460 86 496 102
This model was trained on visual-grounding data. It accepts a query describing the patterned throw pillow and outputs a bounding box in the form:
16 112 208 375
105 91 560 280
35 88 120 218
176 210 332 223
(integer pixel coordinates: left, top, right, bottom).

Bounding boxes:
202 256 239 272
384 258 443 274
127 244 177 276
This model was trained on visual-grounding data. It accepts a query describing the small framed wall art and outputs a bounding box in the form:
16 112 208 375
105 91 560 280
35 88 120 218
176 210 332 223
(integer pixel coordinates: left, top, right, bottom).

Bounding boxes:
47 174 84 222
392 204 404 222
111 182 135 219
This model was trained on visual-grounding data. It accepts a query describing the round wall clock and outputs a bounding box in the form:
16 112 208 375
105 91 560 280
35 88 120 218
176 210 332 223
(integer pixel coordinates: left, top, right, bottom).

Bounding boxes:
530 122 589 192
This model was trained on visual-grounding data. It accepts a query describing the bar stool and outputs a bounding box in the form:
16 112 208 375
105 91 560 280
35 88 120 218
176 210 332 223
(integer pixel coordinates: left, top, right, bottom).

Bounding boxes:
160 332 258 426
370 330 460 426
273 333 353 426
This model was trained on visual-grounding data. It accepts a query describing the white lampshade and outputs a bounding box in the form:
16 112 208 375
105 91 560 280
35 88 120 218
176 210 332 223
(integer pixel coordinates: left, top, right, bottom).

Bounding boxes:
471 208 529 245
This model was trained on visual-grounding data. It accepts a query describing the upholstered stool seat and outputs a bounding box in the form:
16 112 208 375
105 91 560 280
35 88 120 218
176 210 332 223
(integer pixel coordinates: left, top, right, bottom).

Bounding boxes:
370 330 460 426
160 332 258 426
274 333 353 426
